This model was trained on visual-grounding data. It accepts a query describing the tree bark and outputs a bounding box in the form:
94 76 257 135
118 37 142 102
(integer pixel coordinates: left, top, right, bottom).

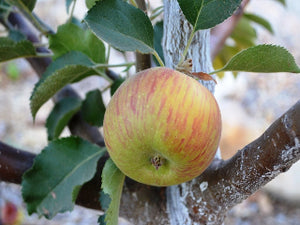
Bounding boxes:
162 1 300 224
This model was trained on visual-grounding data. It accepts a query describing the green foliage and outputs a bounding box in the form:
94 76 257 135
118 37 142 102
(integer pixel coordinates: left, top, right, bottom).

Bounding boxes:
1 0 299 223
82 89 106 127
213 45 300 74
46 97 82 140
0 37 36 62
85 0 98 9
5 61 20 80
177 0 242 30
274 0 286 6
6 0 36 11
98 159 125 225
22 137 106 219
153 21 165 66
30 51 96 119
244 13 273 34
84 0 155 54
231 17 257 48
110 78 125 96
49 23 106 63
214 13 274 78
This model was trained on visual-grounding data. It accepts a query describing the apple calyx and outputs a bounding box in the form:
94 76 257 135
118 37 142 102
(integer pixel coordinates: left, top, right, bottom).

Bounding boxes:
151 154 164 170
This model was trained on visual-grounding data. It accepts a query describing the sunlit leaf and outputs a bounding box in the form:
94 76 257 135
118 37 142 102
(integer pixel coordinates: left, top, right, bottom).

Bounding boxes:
213 45 300 74
98 159 125 225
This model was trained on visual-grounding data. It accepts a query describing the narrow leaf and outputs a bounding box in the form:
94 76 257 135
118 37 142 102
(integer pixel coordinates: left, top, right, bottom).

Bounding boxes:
99 159 125 225
82 89 106 127
214 45 300 74
153 21 165 66
0 37 36 62
30 51 96 119
46 97 82 140
110 78 125 96
177 0 242 30
49 23 106 63
84 0 154 53
22 137 106 219
244 13 273 34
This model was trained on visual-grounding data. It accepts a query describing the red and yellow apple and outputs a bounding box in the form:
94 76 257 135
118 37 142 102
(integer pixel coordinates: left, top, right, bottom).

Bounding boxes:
103 67 221 186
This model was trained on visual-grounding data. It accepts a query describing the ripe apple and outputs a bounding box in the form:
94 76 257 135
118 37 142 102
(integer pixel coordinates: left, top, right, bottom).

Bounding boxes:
103 67 221 186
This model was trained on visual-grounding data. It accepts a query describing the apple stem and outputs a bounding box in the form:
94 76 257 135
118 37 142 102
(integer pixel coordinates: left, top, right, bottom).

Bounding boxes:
151 155 164 170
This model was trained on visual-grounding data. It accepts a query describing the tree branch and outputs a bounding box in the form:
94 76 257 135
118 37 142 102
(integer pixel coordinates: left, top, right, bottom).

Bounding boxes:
1 100 299 223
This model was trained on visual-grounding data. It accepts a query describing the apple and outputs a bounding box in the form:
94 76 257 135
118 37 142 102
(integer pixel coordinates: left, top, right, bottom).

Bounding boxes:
103 67 221 186
1 201 18 225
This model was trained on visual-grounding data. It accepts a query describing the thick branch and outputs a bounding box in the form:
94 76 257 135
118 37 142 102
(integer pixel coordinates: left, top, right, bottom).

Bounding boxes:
1 100 299 223
180 100 300 224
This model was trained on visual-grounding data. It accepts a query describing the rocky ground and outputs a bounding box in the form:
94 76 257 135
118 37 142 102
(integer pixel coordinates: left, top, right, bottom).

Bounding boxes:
1 0 300 224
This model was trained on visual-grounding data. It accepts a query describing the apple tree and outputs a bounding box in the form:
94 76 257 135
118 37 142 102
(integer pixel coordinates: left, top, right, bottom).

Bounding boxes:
0 0 300 224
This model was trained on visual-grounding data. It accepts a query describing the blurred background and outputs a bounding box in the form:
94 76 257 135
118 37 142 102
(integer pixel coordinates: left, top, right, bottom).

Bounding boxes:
1 0 300 224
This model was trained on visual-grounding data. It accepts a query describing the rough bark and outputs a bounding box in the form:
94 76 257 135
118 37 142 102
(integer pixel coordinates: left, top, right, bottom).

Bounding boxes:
162 1 300 224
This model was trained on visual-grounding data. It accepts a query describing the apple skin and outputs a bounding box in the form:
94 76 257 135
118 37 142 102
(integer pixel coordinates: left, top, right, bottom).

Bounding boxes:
103 67 221 186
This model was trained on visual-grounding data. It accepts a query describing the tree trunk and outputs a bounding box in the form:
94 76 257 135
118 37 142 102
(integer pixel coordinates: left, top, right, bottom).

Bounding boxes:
163 1 222 224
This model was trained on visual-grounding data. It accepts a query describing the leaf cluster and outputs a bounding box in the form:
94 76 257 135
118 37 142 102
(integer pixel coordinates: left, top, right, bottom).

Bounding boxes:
0 0 298 224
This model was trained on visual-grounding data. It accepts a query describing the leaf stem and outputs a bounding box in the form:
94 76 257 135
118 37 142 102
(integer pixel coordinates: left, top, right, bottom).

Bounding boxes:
106 45 111 64
152 51 165 67
208 69 222 75
68 0 77 23
93 62 135 69
177 28 196 66
35 52 54 58
93 68 113 83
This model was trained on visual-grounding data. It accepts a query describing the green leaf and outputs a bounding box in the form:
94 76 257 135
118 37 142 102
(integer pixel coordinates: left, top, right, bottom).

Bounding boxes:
9 30 26 41
22 137 106 219
85 0 98 9
30 51 96 119
177 0 242 30
0 37 36 62
274 0 286 6
110 78 125 96
82 89 106 127
231 17 256 49
46 97 82 140
244 13 273 34
99 159 125 225
7 0 36 11
49 23 106 63
84 0 155 53
213 45 300 74
153 21 165 66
